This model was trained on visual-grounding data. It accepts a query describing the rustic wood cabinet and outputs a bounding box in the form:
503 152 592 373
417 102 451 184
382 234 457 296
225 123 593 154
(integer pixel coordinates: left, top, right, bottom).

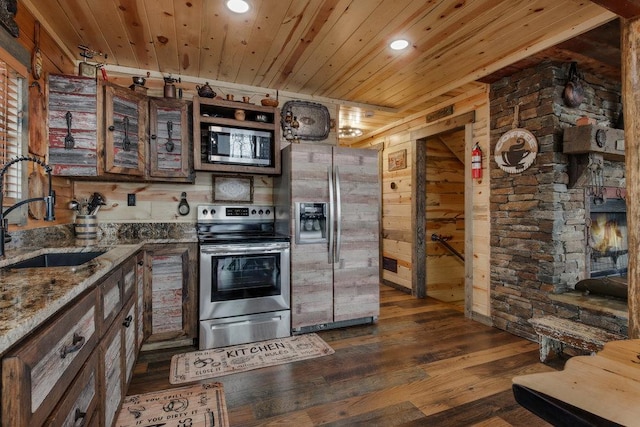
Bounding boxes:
103 84 147 177
1 250 142 427
142 243 198 349
47 74 99 176
1 290 99 426
99 267 124 335
100 305 125 427
99 298 137 427
148 97 194 181
47 74 194 182
193 96 281 175
99 258 139 427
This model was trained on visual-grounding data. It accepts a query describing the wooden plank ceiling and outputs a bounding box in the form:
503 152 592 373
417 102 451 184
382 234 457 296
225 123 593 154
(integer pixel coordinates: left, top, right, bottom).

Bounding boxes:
21 0 618 142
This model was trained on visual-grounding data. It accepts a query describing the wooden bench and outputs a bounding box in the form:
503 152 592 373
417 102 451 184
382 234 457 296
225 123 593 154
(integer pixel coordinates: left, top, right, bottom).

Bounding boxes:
528 315 625 362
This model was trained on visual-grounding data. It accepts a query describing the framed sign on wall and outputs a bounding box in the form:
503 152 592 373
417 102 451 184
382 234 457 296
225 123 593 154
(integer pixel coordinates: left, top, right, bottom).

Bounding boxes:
388 149 407 171
212 175 253 203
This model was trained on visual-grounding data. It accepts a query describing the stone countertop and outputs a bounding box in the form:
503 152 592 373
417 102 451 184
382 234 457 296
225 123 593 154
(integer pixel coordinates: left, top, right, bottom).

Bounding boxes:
0 244 141 355
0 235 198 356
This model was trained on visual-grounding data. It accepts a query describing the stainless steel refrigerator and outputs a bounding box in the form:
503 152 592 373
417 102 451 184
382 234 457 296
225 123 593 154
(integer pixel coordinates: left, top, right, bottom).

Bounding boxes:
275 143 380 332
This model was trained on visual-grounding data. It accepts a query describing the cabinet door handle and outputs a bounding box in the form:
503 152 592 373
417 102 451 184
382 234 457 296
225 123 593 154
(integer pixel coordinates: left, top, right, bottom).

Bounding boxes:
122 116 131 151
64 111 75 149
123 314 133 327
59 333 86 358
74 408 87 426
165 120 175 152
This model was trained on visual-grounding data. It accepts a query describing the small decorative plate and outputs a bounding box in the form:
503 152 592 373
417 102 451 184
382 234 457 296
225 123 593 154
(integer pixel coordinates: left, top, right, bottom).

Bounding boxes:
494 128 538 174
212 175 253 203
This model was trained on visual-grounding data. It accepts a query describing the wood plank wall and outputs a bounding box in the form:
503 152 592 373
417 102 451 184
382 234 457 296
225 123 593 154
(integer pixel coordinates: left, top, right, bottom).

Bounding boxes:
470 100 491 319
352 87 491 319
73 173 274 222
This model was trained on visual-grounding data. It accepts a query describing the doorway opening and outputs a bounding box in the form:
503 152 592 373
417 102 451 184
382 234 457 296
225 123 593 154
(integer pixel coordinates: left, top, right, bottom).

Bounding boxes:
411 112 475 317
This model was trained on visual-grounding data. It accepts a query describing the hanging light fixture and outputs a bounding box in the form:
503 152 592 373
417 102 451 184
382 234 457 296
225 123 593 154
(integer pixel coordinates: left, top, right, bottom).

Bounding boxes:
226 0 250 13
338 126 363 138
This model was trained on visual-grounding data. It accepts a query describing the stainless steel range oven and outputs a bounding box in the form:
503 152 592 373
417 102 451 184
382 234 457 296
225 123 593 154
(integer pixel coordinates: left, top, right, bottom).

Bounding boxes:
197 204 291 350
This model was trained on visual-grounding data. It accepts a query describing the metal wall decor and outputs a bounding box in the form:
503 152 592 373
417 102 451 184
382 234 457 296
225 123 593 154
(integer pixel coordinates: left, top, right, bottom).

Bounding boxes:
281 100 330 141
563 62 585 108
494 105 538 174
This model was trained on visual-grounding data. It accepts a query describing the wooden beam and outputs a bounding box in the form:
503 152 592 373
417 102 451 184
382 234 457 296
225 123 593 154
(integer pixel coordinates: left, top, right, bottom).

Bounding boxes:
412 136 427 299
464 122 474 319
621 17 640 339
591 0 640 19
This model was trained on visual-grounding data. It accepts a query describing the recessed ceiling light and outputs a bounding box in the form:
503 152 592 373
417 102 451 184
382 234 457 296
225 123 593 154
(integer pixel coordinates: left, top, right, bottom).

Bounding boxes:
226 0 249 13
390 39 409 50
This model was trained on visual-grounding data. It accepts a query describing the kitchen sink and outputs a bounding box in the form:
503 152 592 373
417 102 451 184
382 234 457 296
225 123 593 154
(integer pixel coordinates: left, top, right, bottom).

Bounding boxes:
4 250 106 269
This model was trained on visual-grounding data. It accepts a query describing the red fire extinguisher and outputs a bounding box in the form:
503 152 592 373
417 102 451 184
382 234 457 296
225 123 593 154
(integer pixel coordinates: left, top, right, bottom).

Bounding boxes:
471 143 482 179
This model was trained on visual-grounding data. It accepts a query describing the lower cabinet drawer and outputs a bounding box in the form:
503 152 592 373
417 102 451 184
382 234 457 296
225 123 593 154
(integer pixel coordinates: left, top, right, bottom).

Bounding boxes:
1 289 99 427
45 352 100 426
99 268 124 336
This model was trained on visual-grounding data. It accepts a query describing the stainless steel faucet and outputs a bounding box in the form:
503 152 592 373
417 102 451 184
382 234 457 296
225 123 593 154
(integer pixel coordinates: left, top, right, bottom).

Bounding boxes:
0 156 55 257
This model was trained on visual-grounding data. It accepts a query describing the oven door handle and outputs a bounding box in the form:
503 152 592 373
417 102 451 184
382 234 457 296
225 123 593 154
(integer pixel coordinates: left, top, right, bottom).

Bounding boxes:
200 245 289 255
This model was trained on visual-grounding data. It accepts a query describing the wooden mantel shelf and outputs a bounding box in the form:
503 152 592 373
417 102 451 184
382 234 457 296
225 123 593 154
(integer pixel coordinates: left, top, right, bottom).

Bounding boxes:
563 125 625 188
549 291 627 320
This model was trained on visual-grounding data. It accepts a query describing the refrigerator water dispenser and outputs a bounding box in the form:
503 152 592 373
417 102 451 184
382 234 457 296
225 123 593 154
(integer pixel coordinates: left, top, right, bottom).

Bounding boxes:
295 202 327 244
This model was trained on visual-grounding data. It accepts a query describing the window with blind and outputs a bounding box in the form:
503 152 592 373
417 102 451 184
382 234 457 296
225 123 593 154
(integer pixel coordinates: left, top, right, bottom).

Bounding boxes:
0 60 23 205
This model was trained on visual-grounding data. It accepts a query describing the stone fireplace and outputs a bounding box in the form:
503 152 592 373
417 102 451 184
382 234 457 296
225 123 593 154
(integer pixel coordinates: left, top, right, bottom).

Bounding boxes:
489 61 627 341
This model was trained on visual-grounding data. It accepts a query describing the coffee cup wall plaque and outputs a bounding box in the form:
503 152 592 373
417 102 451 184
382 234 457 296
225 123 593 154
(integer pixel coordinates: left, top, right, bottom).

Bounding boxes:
494 128 538 174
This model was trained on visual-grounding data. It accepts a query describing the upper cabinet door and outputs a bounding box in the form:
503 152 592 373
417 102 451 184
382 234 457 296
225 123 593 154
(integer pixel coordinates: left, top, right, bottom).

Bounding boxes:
103 84 147 176
148 98 193 181
47 74 98 176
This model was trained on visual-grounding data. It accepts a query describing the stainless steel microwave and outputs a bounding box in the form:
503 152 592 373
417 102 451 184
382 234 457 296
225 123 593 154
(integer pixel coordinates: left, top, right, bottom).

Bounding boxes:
206 126 272 167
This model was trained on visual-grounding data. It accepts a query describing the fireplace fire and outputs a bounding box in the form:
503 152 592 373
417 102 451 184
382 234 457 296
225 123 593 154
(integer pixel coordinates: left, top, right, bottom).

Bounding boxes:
587 195 628 278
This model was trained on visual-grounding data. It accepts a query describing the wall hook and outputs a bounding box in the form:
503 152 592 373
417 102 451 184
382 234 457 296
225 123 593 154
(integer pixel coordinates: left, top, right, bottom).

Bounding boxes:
178 192 190 215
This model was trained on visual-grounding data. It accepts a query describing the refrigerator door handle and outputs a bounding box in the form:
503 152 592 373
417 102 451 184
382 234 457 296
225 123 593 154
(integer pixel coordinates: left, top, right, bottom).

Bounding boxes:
328 165 335 264
335 165 342 262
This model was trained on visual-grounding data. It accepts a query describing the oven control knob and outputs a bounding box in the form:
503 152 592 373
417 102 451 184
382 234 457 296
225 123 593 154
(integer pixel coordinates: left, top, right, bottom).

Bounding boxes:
265 209 271 215
258 209 264 215
251 209 257 215
202 209 208 216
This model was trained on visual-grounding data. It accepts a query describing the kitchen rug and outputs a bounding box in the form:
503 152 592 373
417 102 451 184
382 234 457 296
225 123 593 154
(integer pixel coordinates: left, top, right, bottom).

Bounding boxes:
169 333 334 384
115 382 229 427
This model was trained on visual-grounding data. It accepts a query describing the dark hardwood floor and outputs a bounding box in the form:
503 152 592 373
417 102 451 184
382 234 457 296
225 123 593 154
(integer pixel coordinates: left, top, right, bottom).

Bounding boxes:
128 285 560 426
